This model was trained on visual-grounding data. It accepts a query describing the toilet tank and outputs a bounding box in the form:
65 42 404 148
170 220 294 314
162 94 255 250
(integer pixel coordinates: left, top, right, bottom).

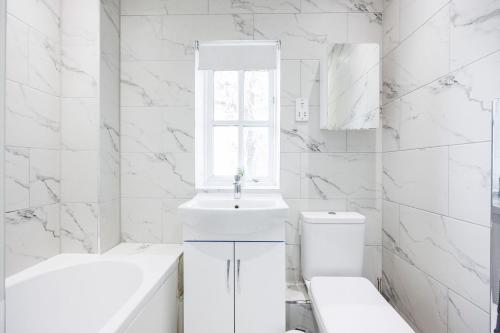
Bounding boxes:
300 212 365 281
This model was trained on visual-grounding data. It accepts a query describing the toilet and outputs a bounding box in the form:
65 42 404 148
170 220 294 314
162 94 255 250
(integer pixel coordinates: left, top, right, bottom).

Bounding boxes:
300 212 415 333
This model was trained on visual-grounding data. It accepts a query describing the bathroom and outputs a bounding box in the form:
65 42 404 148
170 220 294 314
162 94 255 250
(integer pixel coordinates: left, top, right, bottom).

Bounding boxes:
0 0 498 332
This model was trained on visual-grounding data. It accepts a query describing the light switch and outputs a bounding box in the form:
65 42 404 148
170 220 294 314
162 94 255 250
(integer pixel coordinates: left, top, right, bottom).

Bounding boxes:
295 97 309 122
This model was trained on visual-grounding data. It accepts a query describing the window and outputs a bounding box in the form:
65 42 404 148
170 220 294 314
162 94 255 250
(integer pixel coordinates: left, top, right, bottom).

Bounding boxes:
195 41 280 189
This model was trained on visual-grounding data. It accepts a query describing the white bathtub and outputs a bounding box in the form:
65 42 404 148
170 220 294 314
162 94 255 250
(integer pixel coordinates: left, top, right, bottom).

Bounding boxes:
5 243 183 333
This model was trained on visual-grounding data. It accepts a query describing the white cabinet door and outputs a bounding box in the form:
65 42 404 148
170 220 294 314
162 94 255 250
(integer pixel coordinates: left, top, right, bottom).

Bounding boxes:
234 242 285 333
184 242 234 333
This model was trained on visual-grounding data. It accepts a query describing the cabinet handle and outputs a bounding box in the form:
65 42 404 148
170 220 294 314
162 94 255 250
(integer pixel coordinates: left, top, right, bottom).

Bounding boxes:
236 259 241 289
226 259 231 291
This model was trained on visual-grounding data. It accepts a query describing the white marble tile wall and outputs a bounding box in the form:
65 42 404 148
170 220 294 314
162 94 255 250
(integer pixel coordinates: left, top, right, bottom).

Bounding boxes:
60 0 99 254
381 0 499 331
3 0 120 275
99 0 121 253
4 0 62 276
60 0 121 254
120 0 383 286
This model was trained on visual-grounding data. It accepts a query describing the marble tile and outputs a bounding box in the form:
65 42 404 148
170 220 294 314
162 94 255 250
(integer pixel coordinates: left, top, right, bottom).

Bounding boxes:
99 199 121 253
61 98 99 150
121 61 194 107
160 156 195 199
395 61 495 150
6 14 29 84
301 153 378 199
121 16 164 62
382 249 448 333
301 0 383 13
382 5 449 102
61 150 98 203
281 60 300 107
284 198 348 245
346 129 379 152
121 198 163 243
286 244 301 283
281 106 347 153
99 138 120 202
347 12 382 43
382 199 399 252
382 0 399 56
7 0 61 41
286 302 319 333
254 13 348 59
383 147 448 215
101 0 120 34
280 153 301 199
5 147 29 212
450 0 500 70
443 49 500 137
121 0 209 15
161 15 253 61
29 149 60 207
447 290 490 333
209 0 300 13
381 100 401 151
398 0 449 41
28 29 61 96
122 106 194 154
6 80 60 149
398 205 490 311
61 43 99 98
300 60 320 107
162 199 184 244
5 204 60 277
362 245 382 285
61 0 99 46
449 143 491 227
349 198 381 246
121 108 164 153
163 107 195 153
60 202 98 253
121 152 195 198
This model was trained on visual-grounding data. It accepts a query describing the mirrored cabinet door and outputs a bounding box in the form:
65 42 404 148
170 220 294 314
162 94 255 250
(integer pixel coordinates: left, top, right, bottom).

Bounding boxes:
320 43 380 130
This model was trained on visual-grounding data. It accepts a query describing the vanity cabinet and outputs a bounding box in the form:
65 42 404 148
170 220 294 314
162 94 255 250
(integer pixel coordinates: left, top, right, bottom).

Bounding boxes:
184 241 285 333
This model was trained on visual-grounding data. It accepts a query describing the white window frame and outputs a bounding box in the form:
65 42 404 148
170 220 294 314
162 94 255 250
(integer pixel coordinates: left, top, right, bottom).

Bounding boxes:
195 46 280 190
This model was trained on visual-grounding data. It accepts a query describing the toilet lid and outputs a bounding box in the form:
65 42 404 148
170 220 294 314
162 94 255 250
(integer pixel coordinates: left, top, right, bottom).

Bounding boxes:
310 277 414 333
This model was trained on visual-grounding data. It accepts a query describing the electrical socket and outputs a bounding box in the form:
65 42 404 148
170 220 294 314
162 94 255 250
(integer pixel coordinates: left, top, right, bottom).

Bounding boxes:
295 97 309 122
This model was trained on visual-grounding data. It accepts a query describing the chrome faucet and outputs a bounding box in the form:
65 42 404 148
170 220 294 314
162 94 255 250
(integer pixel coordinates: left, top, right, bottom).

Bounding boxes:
233 174 242 199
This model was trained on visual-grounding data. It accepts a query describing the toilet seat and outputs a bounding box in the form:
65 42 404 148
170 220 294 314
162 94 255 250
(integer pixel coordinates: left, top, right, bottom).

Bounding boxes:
309 277 414 333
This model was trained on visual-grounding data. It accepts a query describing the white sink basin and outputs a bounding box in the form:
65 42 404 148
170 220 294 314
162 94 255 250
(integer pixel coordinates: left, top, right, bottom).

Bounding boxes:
179 193 288 241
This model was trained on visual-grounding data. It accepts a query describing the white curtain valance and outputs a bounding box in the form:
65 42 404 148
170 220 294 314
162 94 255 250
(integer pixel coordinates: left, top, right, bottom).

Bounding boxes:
196 40 279 71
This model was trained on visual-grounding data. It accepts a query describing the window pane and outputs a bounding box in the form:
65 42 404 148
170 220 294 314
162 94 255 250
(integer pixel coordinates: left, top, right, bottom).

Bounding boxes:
244 71 269 121
214 71 239 121
244 127 269 180
213 126 239 176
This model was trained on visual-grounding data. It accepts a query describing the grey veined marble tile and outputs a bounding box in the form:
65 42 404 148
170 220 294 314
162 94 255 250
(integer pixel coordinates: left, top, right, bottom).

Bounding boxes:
382 248 448 333
61 202 98 254
301 153 378 199
5 204 60 277
398 205 490 311
121 0 209 15
450 0 500 70
121 61 194 107
209 0 300 14
301 0 383 13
